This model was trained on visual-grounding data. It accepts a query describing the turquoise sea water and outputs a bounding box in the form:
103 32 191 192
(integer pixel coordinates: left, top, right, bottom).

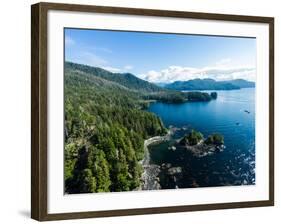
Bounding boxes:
147 88 255 188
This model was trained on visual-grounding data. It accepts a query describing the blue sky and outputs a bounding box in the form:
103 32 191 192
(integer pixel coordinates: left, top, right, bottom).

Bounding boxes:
65 28 256 82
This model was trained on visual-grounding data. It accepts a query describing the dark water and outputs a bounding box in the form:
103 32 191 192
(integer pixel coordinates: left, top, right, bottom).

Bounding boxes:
147 88 255 189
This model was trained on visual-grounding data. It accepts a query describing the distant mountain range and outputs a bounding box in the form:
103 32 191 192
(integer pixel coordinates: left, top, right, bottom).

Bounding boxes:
164 78 255 91
66 62 255 92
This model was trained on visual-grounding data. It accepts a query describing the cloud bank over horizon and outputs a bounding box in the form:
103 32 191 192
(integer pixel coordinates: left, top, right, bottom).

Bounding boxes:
138 64 255 83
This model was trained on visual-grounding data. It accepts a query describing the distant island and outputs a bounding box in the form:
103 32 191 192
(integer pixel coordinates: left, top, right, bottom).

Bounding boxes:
164 78 255 91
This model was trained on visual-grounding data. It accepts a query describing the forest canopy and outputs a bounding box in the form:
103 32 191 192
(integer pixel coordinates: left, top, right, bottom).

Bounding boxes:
64 62 167 193
64 62 217 193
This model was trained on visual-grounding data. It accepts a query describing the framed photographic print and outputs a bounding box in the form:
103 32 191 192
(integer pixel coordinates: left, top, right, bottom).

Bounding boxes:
31 2 274 221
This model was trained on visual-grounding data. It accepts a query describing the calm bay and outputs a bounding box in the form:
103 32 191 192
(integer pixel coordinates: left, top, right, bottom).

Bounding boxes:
147 88 255 189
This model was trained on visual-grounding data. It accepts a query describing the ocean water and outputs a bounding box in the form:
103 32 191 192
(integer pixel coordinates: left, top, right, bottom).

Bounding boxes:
147 88 255 189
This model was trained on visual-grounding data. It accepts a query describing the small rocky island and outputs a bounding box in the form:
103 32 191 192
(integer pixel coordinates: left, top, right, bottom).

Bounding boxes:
172 130 225 157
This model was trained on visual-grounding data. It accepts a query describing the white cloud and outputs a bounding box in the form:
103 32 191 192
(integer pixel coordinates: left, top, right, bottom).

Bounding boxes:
70 52 108 67
68 50 134 74
102 66 121 73
124 65 133 70
102 65 134 73
65 36 75 46
140 64 255 83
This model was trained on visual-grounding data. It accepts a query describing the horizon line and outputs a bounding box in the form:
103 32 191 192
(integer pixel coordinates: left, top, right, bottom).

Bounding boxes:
65 61 255 83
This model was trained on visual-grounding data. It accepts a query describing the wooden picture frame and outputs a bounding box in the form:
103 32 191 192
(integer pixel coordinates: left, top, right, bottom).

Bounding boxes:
31 2 274 221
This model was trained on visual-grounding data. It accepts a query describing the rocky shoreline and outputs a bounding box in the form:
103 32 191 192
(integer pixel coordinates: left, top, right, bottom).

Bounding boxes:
140 130 171 190
140 128 225 190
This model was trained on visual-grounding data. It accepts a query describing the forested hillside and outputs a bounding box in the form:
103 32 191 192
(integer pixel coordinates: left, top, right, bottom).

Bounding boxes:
165 78 255 90
65 62 164 93
64 63 167 193
221 79 255 88
64 62 217 193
